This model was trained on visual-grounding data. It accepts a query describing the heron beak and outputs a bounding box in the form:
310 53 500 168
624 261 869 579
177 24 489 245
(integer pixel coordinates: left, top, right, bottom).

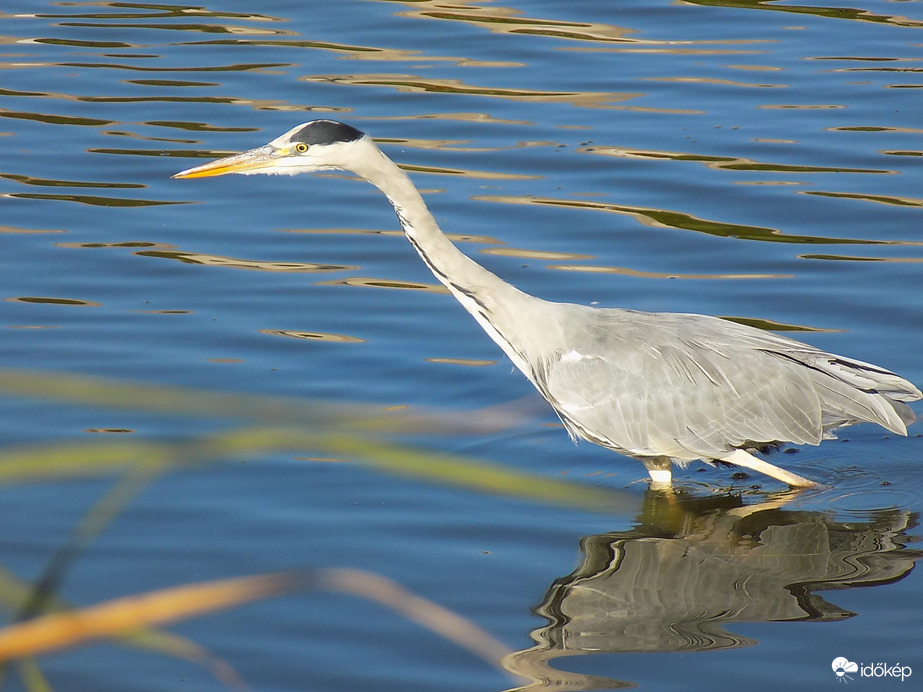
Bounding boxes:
172 145 278 179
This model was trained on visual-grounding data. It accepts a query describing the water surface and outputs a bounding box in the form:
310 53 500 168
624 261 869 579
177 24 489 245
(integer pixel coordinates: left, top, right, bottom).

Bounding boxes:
0 1 921 690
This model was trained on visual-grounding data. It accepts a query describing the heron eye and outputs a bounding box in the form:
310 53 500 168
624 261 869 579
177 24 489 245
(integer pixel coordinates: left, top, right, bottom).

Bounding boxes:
295 142 308 153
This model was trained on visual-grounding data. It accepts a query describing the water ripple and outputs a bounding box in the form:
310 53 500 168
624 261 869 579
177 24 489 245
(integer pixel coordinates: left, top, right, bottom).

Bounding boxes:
474 194 898 244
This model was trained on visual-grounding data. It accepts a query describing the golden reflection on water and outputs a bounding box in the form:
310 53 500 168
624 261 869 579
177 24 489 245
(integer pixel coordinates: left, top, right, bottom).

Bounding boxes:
260 329 365 343
581 145 892 175
0 173 144 189
829 126 923 135
5 191 186 207
56 241 359 274
0 6 281 22
473 194 894 245
143 121 259 134
377 112 532 126
803 190 923 209
318 277 449 293
183 36 522 68
387 0 636 43
425 357 497 367
58 241 166 250
5 296 101 307
382 136 555 155
127 79 219 88
400 163 540 181
135 310 192 315
681 0 923 28
481 248 594 261
648 76 786 88
801 254 923 263
300 73 641 109
759 103 846 110
547 263 791 281
882 150 923 159
135 250 358 274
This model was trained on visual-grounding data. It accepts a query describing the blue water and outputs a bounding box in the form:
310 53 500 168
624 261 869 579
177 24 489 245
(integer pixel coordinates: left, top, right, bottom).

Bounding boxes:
1 1 921 690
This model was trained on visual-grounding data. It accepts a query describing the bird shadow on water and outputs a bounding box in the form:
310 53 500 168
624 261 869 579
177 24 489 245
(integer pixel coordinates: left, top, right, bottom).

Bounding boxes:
0 368 918 690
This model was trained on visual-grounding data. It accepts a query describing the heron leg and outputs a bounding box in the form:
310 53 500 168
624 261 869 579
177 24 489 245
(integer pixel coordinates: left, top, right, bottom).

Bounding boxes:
642 456 673 486
721 449 816 488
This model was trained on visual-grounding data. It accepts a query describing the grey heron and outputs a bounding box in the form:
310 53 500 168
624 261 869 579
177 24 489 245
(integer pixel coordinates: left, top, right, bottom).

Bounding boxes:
174 120 920 488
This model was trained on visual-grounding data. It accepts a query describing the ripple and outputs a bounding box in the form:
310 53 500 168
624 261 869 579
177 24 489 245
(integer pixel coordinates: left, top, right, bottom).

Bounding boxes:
300 73 640 109
799 254 923 263
547 264 791 280
192 38 523 68
481 248 594 261
802 190 923 208
144 121 260 133
11 6 281 22
58 62 292 75
400 163 540 181
260 330 365 343
829 126 923 134
0 108 114 127
58 241 165 250
5 192 187 208
681 0 923 28
0 173 144 190
394 2 636 43
474 194 894 245
648 76 787 88
5 296 101 307
317 277 448 293
135 250 357 273
425 357 497 367
127 79 219 88
759 104 846 110
5 325 59 330
826 487 922 514
883 150 923 158
581 145 892 175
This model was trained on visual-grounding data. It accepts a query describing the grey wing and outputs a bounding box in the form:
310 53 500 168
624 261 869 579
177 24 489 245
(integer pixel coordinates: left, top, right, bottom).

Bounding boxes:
538 309 919 461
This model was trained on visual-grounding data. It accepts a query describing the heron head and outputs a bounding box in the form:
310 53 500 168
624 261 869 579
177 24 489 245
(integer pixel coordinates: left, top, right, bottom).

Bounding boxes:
173 120 369 179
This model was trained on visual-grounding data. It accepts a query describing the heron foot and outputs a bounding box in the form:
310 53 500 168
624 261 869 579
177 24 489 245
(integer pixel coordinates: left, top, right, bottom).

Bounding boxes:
721 448 817 488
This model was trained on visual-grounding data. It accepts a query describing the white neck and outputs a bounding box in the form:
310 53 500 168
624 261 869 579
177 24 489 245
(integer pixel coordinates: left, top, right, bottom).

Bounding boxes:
348 139 543 373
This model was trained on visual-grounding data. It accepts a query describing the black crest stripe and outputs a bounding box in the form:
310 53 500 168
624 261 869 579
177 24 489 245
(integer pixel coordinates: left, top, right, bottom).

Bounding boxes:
291 120 364 146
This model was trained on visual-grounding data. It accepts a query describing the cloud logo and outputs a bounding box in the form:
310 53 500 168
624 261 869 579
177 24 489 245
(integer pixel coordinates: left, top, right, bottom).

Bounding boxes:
832 657 858 682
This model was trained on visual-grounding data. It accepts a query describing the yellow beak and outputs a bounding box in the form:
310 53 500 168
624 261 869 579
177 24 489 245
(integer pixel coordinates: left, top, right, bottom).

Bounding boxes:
173 146 277 179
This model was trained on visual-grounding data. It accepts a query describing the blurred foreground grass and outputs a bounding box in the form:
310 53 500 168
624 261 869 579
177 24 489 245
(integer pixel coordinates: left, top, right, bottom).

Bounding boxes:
0 368 639 690
0 367 635 511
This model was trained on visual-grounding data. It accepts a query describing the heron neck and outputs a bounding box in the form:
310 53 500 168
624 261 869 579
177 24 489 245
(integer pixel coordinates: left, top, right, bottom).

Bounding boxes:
350 145 543 373
357 147 529 312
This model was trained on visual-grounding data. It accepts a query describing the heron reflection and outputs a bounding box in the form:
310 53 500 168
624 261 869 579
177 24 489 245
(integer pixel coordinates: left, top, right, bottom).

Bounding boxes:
504 491 921 690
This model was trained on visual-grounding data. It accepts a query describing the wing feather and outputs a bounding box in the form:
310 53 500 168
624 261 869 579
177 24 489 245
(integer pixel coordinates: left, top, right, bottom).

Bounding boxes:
537 307 919 461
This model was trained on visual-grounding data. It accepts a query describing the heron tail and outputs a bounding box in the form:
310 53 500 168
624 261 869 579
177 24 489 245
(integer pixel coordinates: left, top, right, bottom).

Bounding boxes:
784 350 921 435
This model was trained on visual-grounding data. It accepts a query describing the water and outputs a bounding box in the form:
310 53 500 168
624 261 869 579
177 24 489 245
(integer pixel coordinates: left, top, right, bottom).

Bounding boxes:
1 1 921 690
